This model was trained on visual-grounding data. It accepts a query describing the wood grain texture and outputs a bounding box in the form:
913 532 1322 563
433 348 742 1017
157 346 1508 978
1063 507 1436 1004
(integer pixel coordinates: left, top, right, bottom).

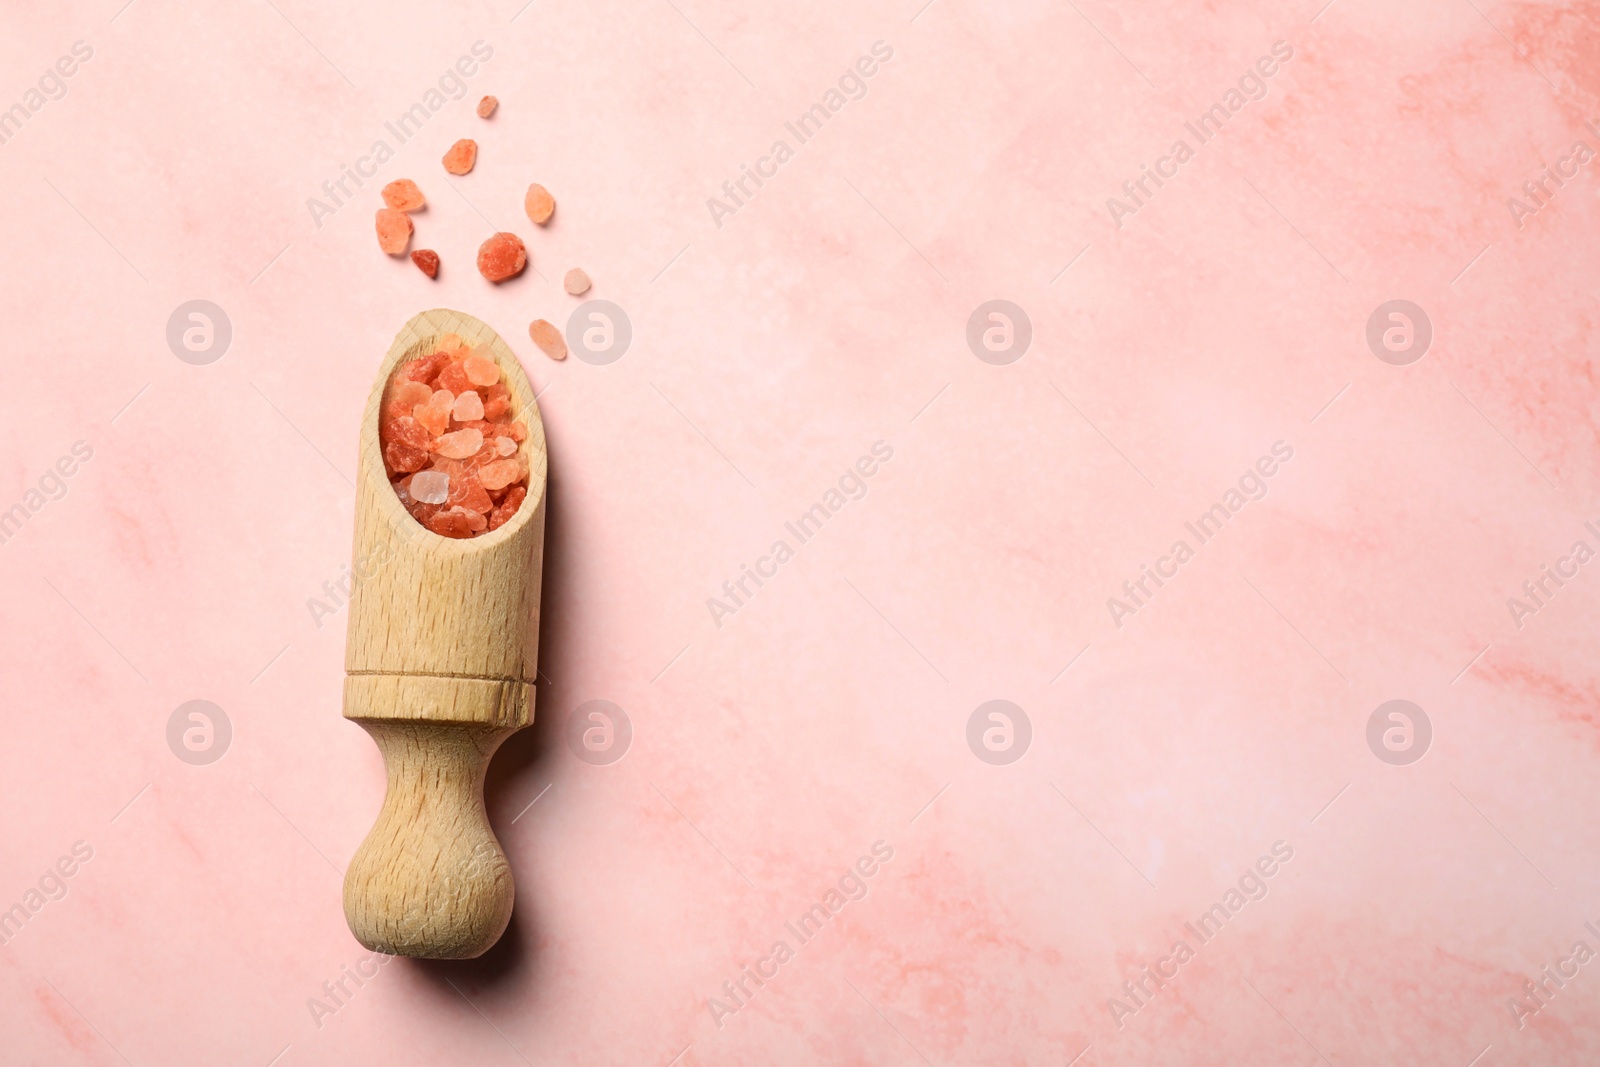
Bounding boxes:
342 309 547 959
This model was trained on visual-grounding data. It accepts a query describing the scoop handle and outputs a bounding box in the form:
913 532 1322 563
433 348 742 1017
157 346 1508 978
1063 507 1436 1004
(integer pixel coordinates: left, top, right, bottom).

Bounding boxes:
343 720 517 959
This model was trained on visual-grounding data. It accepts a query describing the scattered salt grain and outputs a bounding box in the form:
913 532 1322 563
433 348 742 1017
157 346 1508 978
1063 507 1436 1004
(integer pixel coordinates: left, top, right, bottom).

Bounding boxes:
528 319 566 360
382 179 425 212
477 232 527 283
411 249 440 278
376 208 413 255
524 183 555 225
443 139 478 175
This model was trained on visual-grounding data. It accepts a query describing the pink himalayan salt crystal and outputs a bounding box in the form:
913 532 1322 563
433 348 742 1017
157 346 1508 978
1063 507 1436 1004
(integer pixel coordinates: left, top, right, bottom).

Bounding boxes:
427 506 488 537
495 436 516 456
488 484 527 531
382 179 426 212
476 232 526 283
384 439 429 473
442 139 478 175
385 379 432 420
410 470 450 504
524 185 555 226
382 415 432 473
404 353 447 384
464 354 500 387
435 428 484 460
387 415 431 451
482 382 511 420
375 208 413 255
411 249 440 279
476 458 523 491
436 358 472 397
415 388 454 436
452 389 485 422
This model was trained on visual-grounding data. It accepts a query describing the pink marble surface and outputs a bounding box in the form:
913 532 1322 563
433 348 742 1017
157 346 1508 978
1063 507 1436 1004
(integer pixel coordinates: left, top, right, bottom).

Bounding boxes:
2 0 1599 1064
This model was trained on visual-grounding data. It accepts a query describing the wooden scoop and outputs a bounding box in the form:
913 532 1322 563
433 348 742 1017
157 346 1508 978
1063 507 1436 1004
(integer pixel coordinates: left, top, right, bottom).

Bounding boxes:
342 309 547 959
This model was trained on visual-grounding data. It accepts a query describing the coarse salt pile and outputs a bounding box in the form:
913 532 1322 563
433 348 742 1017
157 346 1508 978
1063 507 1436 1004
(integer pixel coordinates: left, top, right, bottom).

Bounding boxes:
379 334 530 538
